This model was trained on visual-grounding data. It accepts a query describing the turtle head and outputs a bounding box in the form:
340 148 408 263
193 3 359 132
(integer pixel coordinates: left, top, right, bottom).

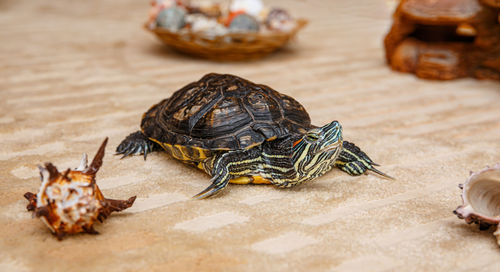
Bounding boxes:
292 121 343 180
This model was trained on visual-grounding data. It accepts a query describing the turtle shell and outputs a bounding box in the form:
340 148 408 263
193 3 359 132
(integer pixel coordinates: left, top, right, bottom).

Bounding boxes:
141 73 311 151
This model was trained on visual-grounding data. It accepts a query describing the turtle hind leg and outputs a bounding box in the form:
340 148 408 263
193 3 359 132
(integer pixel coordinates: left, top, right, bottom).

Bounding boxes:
193 150 257 199
196 174 271 199
335 141 394 179
193 154 233 199
116 131 158 160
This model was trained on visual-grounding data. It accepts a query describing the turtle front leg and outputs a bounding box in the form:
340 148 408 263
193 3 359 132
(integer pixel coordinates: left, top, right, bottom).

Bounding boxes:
116 131 159 160
335 141 393 179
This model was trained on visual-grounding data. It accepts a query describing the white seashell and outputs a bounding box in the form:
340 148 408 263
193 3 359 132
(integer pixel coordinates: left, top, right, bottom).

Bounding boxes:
454 164 500 246
185 14 228 37
230 0 263 17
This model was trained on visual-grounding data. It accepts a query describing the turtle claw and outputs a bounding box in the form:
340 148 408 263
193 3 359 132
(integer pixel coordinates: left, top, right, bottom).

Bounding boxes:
119 148 135 159
193 173 230 199
369 167 394 180
116 131 157 160
193 183 225 199
193 185 217 199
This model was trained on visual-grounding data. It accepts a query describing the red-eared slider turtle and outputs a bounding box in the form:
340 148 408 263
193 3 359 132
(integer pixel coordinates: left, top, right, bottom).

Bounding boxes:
117 73 391 199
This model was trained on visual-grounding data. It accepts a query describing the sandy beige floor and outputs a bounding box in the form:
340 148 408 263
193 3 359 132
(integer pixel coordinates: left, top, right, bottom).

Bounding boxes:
1 0 500 271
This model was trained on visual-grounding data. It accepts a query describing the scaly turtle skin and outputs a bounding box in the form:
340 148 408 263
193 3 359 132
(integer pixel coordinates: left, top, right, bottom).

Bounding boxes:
117 73 391 198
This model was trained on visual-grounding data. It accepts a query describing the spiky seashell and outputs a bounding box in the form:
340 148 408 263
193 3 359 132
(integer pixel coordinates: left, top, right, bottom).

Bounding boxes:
24 138 136 240
454 164 500 246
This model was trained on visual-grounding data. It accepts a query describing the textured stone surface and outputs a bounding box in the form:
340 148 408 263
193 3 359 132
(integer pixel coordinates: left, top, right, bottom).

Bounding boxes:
385 0 500 80
1 0 500 271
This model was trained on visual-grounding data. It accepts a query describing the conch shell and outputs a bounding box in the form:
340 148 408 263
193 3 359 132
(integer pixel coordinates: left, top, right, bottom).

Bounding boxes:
454 164 500 245
24 138 136 240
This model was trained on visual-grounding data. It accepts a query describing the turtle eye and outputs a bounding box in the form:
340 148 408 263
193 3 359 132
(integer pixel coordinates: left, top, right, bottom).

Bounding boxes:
306 133 319 142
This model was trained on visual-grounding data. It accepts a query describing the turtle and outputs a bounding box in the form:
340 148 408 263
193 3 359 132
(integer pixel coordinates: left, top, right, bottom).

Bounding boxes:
117 73 391 199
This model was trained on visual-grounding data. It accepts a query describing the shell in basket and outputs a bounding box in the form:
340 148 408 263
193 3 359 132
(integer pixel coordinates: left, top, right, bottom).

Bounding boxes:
146 19 307 61
146 0 307 61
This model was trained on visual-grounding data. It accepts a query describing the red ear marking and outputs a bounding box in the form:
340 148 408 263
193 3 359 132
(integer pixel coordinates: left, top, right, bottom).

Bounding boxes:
293 139 302 148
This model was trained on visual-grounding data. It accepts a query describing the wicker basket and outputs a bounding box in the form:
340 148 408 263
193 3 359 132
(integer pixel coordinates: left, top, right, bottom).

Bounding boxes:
146 19 308 61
